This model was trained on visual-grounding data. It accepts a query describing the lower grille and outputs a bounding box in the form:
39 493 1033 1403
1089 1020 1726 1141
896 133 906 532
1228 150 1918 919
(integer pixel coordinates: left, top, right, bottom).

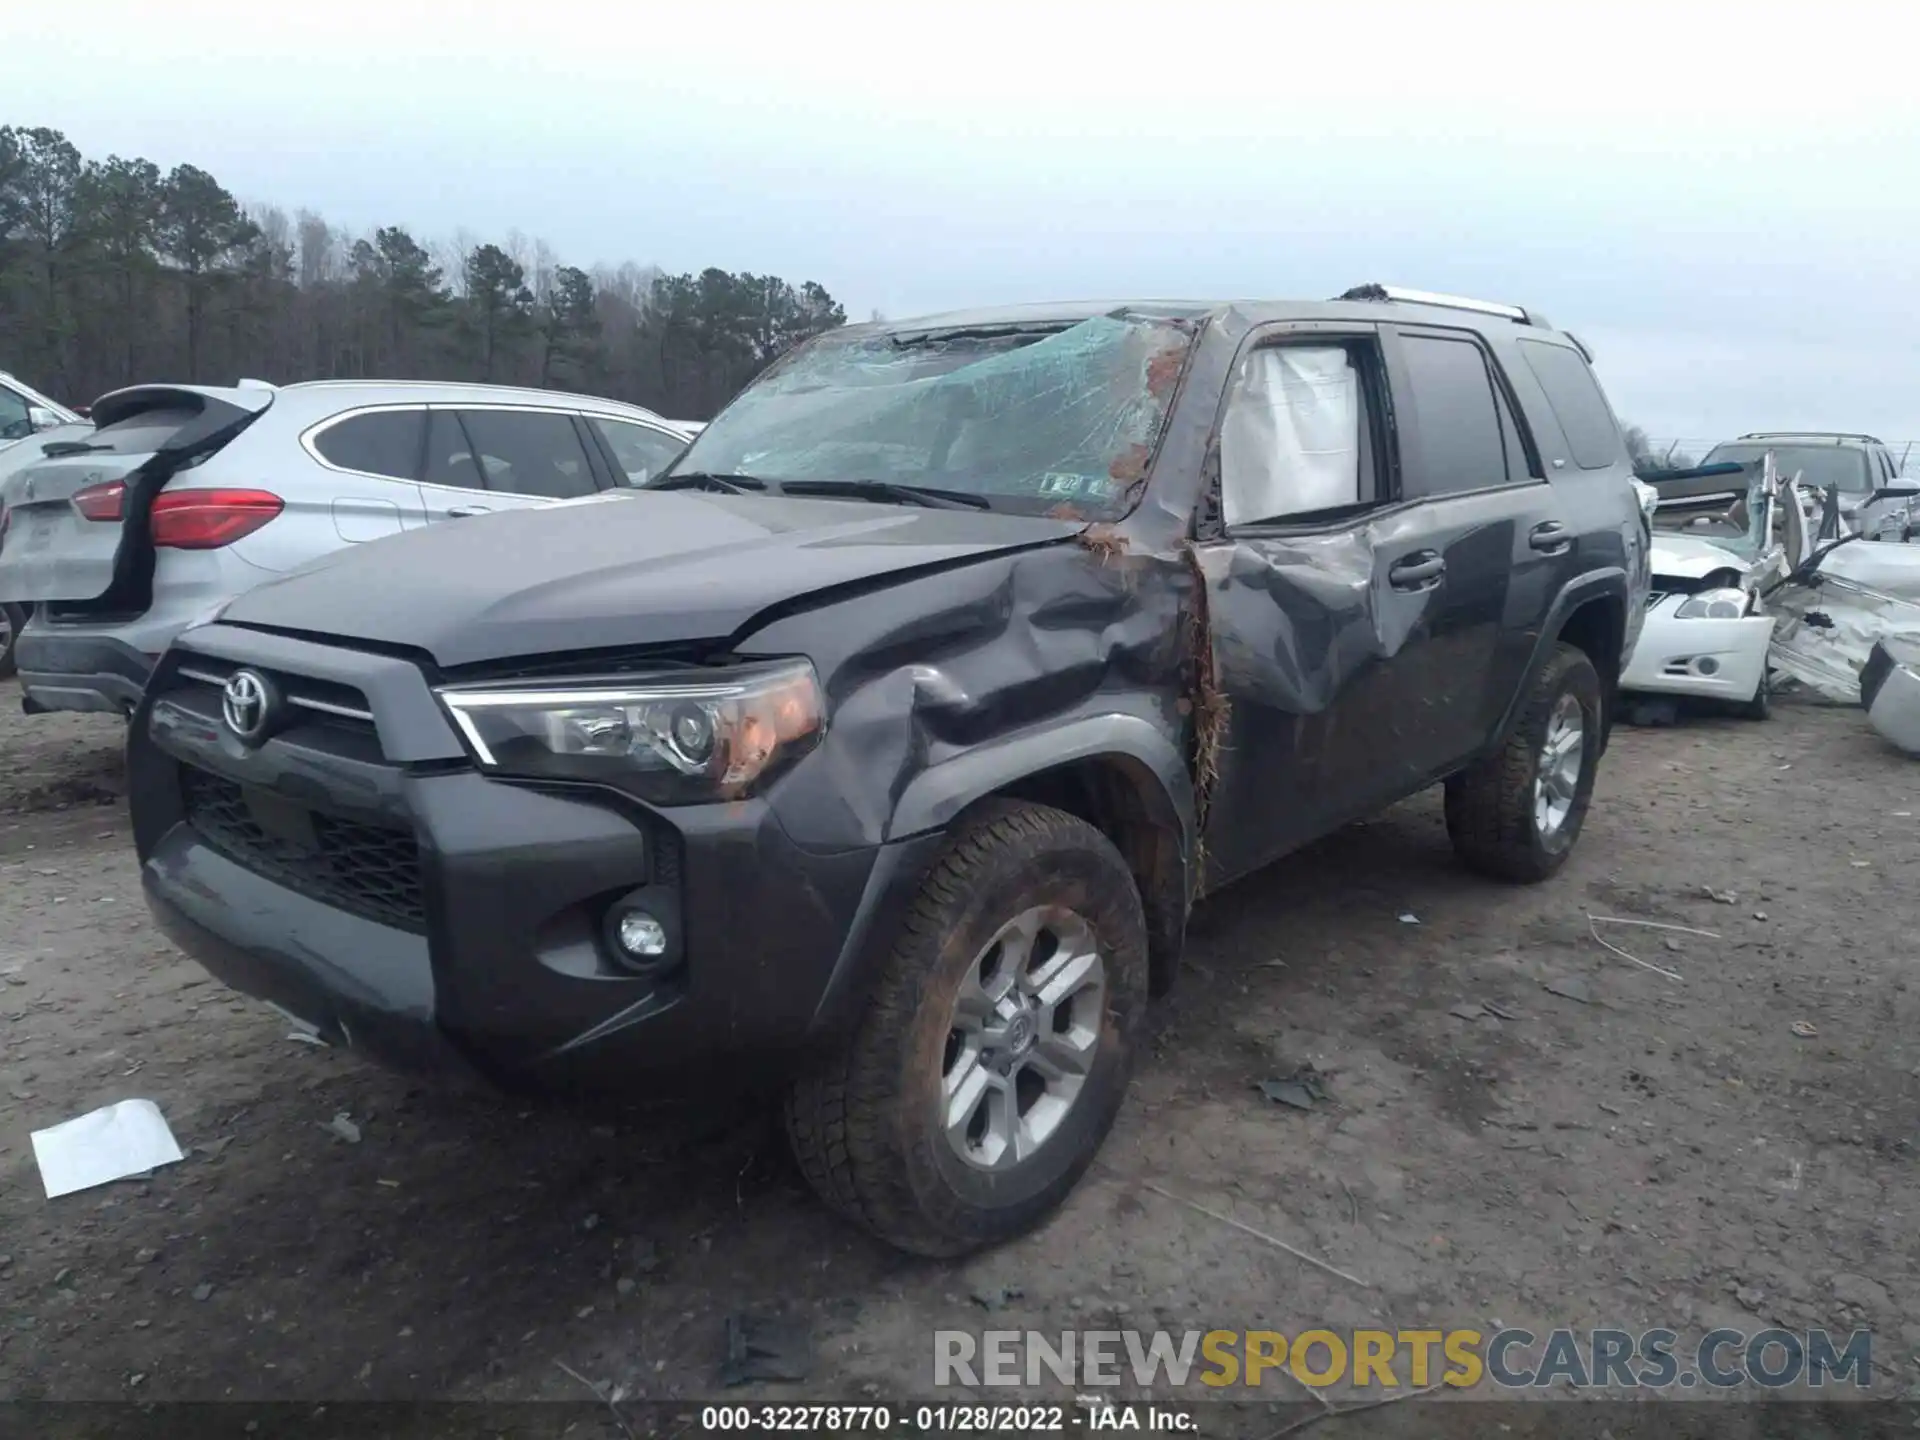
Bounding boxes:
181 766 426 933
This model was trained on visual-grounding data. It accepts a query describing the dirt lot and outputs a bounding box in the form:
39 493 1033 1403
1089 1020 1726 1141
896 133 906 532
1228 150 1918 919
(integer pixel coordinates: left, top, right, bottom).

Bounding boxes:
2 677 1917 1424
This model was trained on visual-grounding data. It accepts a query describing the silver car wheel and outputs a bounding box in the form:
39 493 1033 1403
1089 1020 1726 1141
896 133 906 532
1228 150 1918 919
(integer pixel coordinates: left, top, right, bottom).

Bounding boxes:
1534 692 1586 842
940 905 1106 1173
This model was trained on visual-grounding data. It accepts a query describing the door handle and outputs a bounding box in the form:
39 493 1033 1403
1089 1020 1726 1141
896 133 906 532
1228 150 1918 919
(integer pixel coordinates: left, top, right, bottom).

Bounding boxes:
1388 551 1445 589
447 506 490 518
1529 521 1572 553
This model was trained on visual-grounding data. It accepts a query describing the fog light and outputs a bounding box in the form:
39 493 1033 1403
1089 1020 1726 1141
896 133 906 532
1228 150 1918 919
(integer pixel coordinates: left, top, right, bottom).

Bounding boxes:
1697 657 1721 676
615 910 668 959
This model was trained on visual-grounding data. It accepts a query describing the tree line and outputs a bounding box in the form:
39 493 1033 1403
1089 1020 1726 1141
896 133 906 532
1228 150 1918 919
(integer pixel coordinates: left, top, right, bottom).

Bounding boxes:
0 124 848 420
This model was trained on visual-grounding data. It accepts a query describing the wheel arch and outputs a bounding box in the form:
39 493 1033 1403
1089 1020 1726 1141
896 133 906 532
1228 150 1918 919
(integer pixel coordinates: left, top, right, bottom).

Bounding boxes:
1494 571 1628 756
889 715 1194 997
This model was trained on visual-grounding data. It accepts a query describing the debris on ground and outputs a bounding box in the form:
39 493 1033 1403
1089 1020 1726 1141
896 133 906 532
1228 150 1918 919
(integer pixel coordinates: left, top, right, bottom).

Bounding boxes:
1257 1064 1332 1111
1704 888 1738 904
1790 1021 1818 1038
1397 913 1420 925
322 1113 362 1145
720 1314 813 1386
1586 915 1685 982
969 1285 1025 1313
1542 977 1594 1005
30 1099 185 1200
191 1283 214 1302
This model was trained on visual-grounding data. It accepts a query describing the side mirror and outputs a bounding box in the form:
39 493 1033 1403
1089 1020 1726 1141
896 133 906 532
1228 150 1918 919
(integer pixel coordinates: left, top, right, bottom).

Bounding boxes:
1871 484 1919 502
27 406 62 432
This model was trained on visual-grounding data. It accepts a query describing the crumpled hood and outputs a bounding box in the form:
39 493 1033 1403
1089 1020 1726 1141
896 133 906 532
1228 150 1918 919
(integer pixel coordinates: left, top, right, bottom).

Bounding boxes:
218 489 1080 669
1649 533 1751 582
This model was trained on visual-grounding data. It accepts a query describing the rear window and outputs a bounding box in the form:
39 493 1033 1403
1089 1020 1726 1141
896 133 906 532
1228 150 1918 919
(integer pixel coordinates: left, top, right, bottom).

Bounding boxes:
76 407 206 455
1517 339 1624 471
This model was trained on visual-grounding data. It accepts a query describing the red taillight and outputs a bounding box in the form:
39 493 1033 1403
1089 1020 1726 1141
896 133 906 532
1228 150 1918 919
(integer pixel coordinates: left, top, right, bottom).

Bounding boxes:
150 489 284 550
72 478 127 522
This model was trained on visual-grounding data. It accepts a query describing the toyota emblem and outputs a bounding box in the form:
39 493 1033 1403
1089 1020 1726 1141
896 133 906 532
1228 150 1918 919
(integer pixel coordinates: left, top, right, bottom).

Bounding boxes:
221 669 274 745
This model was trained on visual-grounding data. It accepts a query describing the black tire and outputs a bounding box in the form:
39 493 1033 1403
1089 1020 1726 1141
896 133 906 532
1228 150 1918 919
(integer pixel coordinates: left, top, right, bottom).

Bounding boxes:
0 602 24 682
1735 666 1772 722
1445 642 1603 884
784 800 1148 1257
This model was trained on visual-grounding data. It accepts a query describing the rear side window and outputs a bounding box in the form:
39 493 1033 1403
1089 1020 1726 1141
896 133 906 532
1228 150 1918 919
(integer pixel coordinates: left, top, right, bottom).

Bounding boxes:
1518 339 1625 471
1398 335 1509 499
451 410 597 499
311 409 424 480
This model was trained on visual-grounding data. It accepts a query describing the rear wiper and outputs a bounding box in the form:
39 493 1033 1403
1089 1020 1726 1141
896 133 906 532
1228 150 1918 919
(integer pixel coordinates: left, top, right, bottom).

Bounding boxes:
781 479 992 511
646 471 771 494
40 440 111 457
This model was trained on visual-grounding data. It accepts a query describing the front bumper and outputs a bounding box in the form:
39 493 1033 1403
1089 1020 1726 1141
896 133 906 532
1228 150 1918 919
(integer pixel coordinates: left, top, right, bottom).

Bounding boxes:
1619 603 1774 703
129 627 943 1097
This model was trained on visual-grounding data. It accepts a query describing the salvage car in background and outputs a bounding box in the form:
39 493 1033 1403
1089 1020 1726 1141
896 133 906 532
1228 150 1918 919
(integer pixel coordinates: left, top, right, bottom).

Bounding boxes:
0 370 80 450
1700 433 1917 543
127 286 1648 1256
0 381 692 715
1623 454 1809 720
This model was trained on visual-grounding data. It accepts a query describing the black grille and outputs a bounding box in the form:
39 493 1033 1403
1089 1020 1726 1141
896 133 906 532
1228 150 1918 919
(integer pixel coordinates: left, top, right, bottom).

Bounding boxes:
1645 590 1668 609
181 766 426 933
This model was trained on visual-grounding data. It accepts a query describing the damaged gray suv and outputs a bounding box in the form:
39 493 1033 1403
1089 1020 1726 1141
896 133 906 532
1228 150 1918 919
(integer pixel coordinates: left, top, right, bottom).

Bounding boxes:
128 286 1650 1256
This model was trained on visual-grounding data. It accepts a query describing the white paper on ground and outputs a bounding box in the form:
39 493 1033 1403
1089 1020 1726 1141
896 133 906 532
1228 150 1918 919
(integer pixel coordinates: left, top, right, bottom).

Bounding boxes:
30 1098 185 1199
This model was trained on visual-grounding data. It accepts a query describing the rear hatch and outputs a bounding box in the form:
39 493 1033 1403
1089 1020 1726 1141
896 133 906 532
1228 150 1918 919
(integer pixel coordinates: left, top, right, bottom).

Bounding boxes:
0 385 271 609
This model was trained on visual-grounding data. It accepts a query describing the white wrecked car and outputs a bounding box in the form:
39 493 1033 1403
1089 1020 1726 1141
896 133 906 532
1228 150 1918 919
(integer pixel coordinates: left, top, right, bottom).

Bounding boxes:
1622 454 1807 720
1770 535 1920 745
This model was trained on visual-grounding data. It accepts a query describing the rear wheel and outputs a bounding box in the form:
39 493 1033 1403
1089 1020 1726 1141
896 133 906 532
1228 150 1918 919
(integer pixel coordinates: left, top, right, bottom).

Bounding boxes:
1445 643 1603 883
785 801 1148 1257
0 603 24 681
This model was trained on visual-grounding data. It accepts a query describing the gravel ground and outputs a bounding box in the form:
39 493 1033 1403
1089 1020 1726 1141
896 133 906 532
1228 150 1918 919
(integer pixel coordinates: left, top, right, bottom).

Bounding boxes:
2 677 1916 1426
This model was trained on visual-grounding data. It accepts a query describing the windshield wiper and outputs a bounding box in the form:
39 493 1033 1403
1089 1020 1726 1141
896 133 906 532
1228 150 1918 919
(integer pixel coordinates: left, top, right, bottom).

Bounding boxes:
780 479 992 511
40 440 112 457
646 471 771 494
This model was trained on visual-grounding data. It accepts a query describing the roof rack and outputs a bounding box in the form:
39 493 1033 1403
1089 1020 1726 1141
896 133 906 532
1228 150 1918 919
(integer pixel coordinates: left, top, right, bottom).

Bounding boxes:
1337 283 1535 325
1739 431 1884 445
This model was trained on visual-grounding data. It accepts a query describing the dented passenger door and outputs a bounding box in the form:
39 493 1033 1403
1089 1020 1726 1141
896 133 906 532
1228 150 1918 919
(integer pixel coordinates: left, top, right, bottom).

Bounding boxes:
1192 324 1448 889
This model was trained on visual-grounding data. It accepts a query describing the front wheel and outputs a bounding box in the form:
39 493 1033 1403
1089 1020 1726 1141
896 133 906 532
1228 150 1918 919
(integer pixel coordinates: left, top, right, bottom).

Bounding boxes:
785 801 1148 1257
1735 666 1772 722
1445 642 1603 883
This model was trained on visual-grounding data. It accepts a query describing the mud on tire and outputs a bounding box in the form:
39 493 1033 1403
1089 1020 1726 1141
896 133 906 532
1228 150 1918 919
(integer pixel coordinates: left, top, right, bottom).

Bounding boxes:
1444 642 1603 884
784 800 1149 1257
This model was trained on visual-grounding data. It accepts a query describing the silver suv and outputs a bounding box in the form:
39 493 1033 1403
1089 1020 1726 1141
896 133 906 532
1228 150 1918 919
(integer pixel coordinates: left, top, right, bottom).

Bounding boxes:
0 379 692 715
1699 432 1919 543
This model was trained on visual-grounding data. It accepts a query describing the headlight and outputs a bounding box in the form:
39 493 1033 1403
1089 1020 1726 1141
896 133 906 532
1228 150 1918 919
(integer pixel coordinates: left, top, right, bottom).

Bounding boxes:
1674 587 1749 620
438 658 825 803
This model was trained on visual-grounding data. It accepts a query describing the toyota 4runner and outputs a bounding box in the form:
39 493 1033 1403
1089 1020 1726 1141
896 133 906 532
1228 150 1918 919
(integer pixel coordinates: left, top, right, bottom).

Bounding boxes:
128 287 1651 1256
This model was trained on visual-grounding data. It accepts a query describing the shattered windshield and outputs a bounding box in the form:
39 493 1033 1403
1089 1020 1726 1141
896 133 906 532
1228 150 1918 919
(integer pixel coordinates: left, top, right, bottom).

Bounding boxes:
1703 443 1872 494
655 314 1193 516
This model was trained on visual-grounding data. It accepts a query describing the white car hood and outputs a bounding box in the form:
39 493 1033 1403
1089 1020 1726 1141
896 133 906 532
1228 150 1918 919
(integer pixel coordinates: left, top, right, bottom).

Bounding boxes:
1650 534 1749 582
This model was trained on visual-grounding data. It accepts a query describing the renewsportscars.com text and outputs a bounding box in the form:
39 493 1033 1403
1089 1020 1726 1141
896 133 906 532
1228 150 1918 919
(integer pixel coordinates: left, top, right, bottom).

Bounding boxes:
935 1327 1874 1391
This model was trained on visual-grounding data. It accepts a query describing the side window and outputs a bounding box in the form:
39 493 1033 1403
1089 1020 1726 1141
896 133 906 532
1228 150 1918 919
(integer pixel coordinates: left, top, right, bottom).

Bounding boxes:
1398 335 1509 499
311 409 424 480
452 410 597 500
422 410 485 490
0 385 31 442
1517 338 1626 471
1220 343 1379 527
591 417 687 486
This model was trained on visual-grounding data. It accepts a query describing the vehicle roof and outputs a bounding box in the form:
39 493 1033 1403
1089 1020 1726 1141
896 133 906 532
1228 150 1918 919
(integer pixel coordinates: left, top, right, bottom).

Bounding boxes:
1719 433 1884 450
89 378 685 431
854 294 1574 342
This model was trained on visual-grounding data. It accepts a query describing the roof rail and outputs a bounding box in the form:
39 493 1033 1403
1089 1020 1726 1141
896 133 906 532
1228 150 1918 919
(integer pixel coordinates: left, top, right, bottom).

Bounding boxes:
1738 430 1883 445
1337 283 1534 325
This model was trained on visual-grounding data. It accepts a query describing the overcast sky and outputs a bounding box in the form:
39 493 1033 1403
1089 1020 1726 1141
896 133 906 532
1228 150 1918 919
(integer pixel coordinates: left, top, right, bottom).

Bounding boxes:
8 0 1918 450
